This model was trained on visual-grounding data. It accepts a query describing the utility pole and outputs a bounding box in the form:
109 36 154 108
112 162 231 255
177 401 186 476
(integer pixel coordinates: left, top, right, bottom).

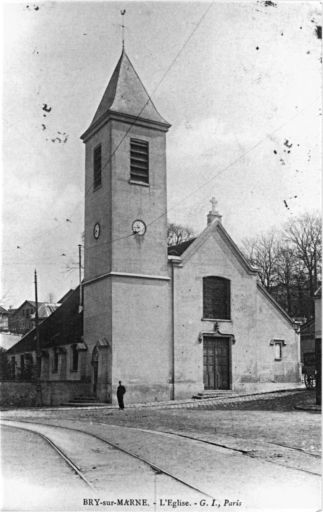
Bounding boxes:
78 244 83 313
34 269 42 406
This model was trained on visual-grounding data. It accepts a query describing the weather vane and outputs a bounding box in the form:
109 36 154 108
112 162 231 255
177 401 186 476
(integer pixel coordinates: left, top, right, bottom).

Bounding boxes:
120 9 126 50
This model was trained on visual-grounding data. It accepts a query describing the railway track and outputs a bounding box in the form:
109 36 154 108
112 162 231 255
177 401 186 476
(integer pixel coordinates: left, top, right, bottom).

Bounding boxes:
1 419 214 498
93 423 321 476
2 416 320 488
2 417 321 512
1 422 95 490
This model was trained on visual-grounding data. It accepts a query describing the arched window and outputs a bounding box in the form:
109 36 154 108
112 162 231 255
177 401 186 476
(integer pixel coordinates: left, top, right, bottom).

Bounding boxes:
71 344 79 372
203 276 231 320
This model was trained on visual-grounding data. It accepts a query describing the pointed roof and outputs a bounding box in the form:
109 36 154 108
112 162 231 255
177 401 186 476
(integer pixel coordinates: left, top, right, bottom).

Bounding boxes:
82 50 170 140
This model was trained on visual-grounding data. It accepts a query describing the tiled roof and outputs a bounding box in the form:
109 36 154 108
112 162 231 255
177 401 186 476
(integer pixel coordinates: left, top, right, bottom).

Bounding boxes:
168 238 196 257
83 50 170 137
8 288 82 354
0 306 8 314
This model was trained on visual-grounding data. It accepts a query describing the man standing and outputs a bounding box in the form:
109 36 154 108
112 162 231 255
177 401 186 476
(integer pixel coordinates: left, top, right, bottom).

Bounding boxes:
117 381 126 410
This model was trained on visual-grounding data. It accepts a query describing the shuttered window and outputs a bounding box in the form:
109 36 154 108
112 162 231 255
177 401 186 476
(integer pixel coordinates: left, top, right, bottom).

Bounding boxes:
93 145 102 189
130 139 149 184
203 276 231 320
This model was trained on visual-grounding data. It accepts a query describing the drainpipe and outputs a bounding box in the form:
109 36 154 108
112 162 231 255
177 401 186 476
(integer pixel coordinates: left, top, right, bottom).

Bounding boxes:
169 256 182 401
78 244 83 313
171 261 175 401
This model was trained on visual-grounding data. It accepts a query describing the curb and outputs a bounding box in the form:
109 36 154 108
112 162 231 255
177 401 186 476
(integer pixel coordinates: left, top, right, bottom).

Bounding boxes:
0 387 306 412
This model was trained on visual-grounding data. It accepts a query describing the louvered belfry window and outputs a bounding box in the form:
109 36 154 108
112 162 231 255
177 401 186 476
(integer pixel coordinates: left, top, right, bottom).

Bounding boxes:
130 139 149 184
93 144 102 189
203 276 231 320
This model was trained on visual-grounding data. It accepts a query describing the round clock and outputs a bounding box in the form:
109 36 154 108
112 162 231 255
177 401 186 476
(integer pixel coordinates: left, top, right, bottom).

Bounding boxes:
93 222 101 240
132 219 146 236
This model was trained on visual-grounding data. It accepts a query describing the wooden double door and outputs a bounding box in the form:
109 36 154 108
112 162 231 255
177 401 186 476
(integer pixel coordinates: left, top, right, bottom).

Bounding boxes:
203 336 230 390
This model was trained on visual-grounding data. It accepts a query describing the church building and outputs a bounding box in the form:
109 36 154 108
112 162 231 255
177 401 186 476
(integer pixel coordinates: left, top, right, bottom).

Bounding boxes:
6 48 301 406
80 48 300 403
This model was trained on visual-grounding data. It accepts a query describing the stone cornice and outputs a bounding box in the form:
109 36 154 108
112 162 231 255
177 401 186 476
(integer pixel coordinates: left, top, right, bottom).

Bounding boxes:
81 110 171 142
83 271 170 287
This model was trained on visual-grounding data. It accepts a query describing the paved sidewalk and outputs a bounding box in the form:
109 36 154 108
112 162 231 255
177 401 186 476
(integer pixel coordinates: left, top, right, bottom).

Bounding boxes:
1 386 306 413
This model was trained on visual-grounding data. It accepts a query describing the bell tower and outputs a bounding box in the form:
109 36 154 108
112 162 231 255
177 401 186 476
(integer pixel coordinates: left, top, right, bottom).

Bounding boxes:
81 49 172 403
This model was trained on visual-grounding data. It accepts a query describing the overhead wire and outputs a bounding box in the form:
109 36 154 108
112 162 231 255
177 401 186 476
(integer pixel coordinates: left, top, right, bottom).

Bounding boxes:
3 2 214 258
3 3 320 287
66 1 215 220
69 95 319 273
3 95 318 278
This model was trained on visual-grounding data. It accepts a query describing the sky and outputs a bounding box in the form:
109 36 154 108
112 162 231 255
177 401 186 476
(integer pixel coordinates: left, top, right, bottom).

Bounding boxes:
1 0 322 309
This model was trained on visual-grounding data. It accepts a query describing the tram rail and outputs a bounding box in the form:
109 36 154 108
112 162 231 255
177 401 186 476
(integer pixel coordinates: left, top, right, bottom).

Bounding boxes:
2 418 320 479
1 419 214 498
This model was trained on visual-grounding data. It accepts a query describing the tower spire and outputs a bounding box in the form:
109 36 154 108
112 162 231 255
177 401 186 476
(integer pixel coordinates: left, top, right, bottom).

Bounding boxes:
120 9 126 50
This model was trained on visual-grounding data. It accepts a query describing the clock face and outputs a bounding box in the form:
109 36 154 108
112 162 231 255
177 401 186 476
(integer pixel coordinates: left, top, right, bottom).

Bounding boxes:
132 219 146 236
93 222 100 240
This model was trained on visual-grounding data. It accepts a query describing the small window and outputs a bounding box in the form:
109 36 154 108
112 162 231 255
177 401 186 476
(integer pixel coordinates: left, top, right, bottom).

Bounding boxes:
130 139 149 184
93 145 102 189
52 348 59 373
274 341 282 361
71 344 79 372
203 276 231 320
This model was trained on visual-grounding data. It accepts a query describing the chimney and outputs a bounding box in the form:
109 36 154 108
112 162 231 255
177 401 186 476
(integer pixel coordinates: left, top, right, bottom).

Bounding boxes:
207 197 222 225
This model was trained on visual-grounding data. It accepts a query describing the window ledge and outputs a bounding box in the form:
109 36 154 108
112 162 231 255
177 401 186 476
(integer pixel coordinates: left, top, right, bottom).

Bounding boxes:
128 179 150 187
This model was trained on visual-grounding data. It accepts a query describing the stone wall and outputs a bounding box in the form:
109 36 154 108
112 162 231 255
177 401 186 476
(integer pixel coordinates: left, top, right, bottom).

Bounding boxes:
0 380 91 407
0 381 37 407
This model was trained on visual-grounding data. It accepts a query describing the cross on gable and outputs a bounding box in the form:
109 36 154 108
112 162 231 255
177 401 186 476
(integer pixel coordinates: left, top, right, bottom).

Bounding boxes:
210 197 218 214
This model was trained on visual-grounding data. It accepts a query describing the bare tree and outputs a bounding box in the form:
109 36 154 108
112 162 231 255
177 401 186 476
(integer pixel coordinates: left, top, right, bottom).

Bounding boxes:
242 231 280 292
167 222 195 247
284 212 322 299
275 245 298 316
242 212 321 319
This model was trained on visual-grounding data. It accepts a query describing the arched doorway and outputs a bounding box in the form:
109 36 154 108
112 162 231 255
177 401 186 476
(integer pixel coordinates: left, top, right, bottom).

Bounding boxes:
91 338 112 402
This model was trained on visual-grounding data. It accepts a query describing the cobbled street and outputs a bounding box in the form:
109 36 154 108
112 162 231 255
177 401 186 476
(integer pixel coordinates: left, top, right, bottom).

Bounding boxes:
1 390 321 512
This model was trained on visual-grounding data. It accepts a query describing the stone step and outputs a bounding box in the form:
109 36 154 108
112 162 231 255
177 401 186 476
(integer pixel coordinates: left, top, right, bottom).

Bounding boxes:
70 397 97 402
61 401 108 407
192 391 239 400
